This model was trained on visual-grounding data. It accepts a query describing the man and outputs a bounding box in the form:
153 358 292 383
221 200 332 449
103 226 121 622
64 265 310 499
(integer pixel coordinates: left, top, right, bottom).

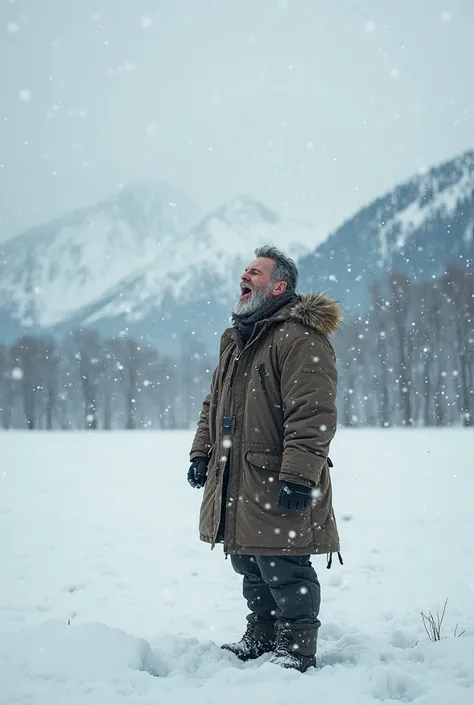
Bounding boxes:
187 245 341 673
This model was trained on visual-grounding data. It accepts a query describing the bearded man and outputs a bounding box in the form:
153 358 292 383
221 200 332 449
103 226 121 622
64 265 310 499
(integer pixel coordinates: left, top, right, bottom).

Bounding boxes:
188 245 341 672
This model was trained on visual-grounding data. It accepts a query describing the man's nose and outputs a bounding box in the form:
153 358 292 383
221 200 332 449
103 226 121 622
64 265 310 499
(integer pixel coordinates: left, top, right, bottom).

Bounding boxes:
241 272 251 281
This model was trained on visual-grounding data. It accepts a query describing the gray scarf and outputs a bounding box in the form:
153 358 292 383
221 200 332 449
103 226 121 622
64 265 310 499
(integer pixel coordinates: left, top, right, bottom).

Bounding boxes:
232 290 297 347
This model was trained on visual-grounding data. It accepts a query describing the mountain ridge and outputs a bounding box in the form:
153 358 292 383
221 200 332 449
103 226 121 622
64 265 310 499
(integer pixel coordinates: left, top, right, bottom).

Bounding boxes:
1 149 473 351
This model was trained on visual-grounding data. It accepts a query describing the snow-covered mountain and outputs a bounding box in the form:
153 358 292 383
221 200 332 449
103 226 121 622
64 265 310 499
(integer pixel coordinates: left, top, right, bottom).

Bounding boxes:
0 181 198 337
80 196 315 323
1 150 473 352
0 191 320 347
298 149 474 315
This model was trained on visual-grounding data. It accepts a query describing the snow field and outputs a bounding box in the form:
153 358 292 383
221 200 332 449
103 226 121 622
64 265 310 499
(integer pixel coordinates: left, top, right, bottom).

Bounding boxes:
1 429 473 704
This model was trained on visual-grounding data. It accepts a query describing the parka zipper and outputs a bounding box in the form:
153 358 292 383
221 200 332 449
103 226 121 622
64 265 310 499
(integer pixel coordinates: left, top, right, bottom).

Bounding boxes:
212 324 269 551
255 362 267 393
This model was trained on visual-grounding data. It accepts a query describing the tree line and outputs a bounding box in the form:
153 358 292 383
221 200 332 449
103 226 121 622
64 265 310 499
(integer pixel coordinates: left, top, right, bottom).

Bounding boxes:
335 266 474 427
0 266 472 430
0 330 211 430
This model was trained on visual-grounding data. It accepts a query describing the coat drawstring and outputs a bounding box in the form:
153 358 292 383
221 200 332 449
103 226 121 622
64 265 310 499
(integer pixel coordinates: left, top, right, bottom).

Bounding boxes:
326 551 344 569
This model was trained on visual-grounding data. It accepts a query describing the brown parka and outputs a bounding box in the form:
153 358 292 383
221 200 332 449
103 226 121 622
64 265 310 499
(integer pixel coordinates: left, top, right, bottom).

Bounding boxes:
190 293 342 557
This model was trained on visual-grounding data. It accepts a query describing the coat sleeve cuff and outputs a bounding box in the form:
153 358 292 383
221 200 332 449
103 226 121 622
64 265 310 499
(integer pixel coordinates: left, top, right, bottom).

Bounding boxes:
190 450 211 461
278 472 315 488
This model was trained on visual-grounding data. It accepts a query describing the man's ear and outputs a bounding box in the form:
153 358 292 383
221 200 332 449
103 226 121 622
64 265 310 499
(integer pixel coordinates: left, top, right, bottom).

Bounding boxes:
272 280 288 296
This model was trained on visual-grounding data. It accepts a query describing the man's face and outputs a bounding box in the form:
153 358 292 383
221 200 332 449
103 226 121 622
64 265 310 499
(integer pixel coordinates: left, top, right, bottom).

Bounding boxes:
233 257 287 315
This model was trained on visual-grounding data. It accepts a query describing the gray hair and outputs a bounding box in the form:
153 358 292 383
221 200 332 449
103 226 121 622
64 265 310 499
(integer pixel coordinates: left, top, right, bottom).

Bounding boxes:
254 245 298 293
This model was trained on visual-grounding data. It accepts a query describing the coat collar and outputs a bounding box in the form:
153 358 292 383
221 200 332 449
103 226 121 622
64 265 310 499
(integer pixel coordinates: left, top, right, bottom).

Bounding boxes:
220 292 342 353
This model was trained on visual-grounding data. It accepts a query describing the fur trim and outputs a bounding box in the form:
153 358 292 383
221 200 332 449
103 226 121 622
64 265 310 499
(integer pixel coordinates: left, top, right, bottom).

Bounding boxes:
287 293 342 335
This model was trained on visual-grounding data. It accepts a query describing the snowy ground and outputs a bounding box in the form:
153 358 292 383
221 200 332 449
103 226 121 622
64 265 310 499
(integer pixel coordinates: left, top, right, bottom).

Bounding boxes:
1 429 474 705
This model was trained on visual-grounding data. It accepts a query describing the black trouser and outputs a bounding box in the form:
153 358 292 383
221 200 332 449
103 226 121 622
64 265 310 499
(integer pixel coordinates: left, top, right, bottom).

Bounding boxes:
230 554 321 631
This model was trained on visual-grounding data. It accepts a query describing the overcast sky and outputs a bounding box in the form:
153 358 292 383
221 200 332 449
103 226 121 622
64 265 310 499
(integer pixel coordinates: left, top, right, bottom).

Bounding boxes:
1 0 473 242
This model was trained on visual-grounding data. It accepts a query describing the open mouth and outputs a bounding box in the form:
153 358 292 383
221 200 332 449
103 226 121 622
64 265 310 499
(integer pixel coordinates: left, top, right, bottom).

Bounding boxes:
240 285 253 301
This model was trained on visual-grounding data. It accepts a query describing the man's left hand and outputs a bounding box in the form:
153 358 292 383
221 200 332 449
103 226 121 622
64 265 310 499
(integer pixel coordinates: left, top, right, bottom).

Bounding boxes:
277 481 312 512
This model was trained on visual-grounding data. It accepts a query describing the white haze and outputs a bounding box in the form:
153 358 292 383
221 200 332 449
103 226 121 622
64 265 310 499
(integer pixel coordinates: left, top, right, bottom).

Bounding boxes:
0 0 473 242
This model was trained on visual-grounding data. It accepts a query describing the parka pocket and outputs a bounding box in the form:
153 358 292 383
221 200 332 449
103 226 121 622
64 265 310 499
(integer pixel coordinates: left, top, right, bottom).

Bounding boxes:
245 450 281 472
243 450 282 509
237 450 310 549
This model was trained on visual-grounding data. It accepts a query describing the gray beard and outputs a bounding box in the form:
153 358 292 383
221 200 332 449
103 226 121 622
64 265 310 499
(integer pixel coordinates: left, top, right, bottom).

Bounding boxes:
232 284 273 316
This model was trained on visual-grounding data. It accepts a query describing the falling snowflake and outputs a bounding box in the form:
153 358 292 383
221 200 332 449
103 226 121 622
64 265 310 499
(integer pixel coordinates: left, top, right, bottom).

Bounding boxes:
7 21 20 33
118 60 134 73
19 89 31 102
441 11 451 22
11 367 23 380
223 438 232 449
288 530 297 538
141 15 153 29
365 21 376 33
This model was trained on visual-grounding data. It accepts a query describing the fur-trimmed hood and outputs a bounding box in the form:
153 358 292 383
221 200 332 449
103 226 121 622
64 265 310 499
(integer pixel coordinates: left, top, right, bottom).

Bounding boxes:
284 293 342 336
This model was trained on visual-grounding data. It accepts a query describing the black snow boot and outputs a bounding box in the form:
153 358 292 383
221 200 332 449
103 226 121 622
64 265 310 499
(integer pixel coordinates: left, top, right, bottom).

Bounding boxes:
269 628 317 673
221 619 276 661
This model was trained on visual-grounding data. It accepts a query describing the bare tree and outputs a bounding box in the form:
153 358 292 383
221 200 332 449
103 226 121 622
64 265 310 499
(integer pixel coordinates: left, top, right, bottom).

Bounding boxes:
9 336 47 430
104 337 159 429
389 271 414 426
69 330 105 429
179 332 212 428
442 267 473 426
370 281 391 427
41 337 59 430
336 318 364 427
0 344 13 429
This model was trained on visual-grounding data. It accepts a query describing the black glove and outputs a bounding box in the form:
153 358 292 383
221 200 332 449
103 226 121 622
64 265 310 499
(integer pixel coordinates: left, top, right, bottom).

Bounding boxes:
277 481 313 511
188 457 208 489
